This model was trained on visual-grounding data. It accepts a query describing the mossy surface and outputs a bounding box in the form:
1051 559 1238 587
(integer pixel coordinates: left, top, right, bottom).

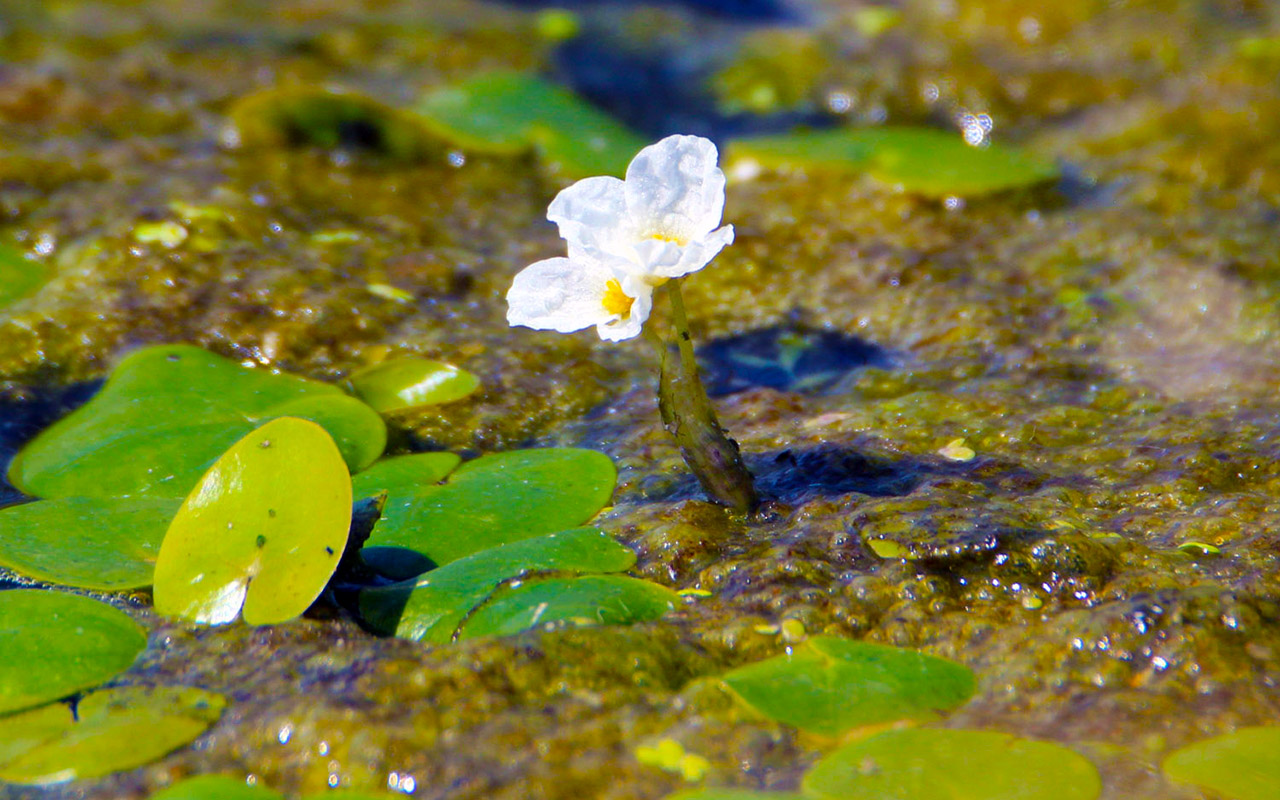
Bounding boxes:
2 1 1280 798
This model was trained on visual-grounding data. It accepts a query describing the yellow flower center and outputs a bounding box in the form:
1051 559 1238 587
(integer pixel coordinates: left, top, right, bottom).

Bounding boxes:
649 231 688 245
602 279 635 319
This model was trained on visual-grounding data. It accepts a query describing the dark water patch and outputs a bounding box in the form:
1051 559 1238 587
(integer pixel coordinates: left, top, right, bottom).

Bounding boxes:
546 5 831 141
497 0 803 23
700 324 896 396
639 444 928 505
752 445 922 500
0 381 102 506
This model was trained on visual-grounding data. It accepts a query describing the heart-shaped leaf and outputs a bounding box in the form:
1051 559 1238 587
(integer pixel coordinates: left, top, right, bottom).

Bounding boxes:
727 127 1058 197
347 358 480 413
359 448 615 565
0 496 179 590
0 243 49 309
9 344 385 499
802 728 1100 800
0 590 146 716
1163 727 1280 800
0 686 226 785
457 575 678 640
721 637 975 737
415 72 648 178
153 417 353 626
148 775 285 800
358 527 636 641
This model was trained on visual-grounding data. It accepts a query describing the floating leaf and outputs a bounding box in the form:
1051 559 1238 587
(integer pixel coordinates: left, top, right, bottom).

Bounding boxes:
0 496 179 590
458 575 678 640
226 86 438 162
350 451 461 498
0 590 146 716
9 344 385 499
0 686 226 786
415 72 648 177
721 637 975 737
1163 727 1280 800
347 358 481 413
361 448 616 565
802 728 1101 800
0 243 48 309
149 775 284 800
358 527 636 641
727 127 1058 197
153 417 353 626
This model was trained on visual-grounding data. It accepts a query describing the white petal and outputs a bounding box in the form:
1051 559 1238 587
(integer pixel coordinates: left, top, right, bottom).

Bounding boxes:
506 257 613 334
547 175 628 259
656 224 735 280
624 135 726 242
596 282 653 341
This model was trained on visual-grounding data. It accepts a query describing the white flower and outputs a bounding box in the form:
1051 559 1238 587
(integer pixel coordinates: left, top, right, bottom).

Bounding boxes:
548 134 734 282
506 254 654 342
506 135 733 342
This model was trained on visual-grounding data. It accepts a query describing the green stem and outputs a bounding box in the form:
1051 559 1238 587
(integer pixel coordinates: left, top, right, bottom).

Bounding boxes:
655 280 758 514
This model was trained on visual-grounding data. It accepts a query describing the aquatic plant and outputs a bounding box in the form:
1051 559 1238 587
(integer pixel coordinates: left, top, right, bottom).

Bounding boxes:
507 134 758 512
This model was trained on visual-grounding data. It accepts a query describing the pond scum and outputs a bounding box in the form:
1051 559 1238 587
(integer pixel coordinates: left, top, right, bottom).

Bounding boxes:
2 1 1280 799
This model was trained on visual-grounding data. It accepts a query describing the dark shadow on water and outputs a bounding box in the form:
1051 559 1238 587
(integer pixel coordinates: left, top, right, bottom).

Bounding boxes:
640 444 935 505
752 446 922 500
0 381 102 507
496 0 803 23
700 324 897 396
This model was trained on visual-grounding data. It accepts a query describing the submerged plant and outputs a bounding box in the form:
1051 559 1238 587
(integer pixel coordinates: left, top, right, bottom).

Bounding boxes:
507 134 758 512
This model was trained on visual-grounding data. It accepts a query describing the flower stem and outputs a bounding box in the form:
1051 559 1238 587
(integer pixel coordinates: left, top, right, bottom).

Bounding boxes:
654 280 758 513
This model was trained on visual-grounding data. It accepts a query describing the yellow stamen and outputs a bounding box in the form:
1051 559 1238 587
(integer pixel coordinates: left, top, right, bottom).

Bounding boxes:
649 231 687 245
602 279 635 318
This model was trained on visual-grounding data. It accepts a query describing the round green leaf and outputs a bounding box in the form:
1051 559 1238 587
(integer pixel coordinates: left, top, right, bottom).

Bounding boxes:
362 448 616 565
150 775 284 800
414 71 647 178
0 243 49 309
0 497 180 590
350 452 461 498
802 728 1101 800
721 637 975 737
0 590 146 715
0 686 226 785
726 127 1058 197
9 344 386 499
458 575 678 640
263 394 387 473
359 527 637 642
152 417 353 626
1163 727 1280 800
227 86 438 162
347 358 481 413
